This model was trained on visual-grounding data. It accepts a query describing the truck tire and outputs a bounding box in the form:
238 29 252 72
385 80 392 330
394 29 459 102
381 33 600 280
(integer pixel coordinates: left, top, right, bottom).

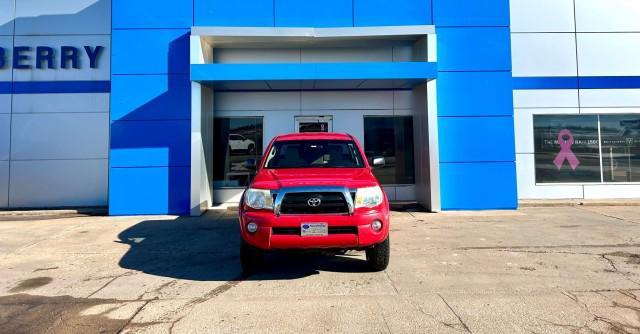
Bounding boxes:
365 236 390 271
240 239 263 275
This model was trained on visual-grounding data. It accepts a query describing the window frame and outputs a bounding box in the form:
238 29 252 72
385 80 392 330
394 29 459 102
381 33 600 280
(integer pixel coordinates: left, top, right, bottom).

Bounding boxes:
363 115 416 186
213 116 264 189
532 113 640 186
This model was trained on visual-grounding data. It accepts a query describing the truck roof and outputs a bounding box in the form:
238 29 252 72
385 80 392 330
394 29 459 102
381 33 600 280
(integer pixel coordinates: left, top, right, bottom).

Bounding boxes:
274 132 353 141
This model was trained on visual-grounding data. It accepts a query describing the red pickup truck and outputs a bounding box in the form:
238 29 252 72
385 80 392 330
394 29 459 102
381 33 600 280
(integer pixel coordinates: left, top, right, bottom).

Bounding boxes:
238 132 390 274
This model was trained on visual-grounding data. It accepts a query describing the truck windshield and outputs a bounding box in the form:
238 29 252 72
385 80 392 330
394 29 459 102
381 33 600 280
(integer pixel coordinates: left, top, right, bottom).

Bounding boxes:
264 140 364 168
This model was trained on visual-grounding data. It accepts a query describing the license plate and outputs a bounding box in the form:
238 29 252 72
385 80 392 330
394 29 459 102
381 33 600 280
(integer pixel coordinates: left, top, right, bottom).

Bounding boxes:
301 223 328 236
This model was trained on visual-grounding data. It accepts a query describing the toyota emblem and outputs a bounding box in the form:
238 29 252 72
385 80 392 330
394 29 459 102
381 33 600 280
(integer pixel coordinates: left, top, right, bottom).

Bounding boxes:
307 197 322 207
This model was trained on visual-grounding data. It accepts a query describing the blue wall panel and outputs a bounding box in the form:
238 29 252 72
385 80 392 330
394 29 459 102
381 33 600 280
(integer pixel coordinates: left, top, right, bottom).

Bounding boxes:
437 72 513 117
109 167 190 215
436 27 511 72
275 0 353 27
439 117 515 163
433 0 510 27
440 162 517 210
195 0 274 26
110 120 191 167
113 0 193 28
112 29 190 75
111 75 191 121
191 62 438 82
354 0 432 26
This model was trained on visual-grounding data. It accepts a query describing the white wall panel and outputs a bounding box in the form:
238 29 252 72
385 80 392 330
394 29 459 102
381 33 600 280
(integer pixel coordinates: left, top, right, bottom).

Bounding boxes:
394 91 412 110
11 113 108 160
213 48 300 64
392 45 412 62
14 0 110 35
301 91 393 110
513 89 579 108
396 185 416 201
382 186 396 201
584 184 640 199
301 47 392 63
9 159 107 207
579 107 640 115
215 91 300 111
0 95 10 114
510 0 575 33
12 93 109 113
578 33 640 76
580 89 640 108
516 153 584 199
0 113 9 160
576 0 640 32
263 110 298 149
12 35 110 81
212 188 243 204
0 0 13 35
0 36 12 81
512 33 577 77
0 161 7 208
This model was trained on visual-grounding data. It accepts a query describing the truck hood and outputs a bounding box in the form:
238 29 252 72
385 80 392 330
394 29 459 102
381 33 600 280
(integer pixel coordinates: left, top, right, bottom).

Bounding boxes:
250 168 379 190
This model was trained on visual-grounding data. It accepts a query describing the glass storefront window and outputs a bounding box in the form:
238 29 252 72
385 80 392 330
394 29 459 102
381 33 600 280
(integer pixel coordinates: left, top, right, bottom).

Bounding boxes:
213 117 263 188
534 115 601 183
600 115 640 182
363 116 415 185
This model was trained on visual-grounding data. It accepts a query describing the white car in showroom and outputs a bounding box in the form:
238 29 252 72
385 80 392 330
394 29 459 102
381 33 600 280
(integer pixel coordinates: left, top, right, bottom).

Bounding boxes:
228 134 256 154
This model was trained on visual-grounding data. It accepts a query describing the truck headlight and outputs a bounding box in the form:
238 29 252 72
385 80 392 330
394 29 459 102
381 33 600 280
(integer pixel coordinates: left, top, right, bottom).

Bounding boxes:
355 186 384 208
244 188 273 210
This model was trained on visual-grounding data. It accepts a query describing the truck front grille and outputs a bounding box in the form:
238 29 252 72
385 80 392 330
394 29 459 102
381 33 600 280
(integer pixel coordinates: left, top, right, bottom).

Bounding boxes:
279 192 349 214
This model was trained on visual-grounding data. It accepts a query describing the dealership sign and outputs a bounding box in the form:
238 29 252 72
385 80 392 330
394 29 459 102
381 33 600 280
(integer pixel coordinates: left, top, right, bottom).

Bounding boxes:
0 46 104 69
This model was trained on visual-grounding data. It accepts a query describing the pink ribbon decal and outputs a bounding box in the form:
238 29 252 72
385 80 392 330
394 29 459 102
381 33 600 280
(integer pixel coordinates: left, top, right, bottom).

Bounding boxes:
553 129 580 171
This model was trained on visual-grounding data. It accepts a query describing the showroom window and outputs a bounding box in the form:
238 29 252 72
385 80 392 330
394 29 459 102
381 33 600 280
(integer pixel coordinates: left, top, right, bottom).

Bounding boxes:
213 117 263 188
533 114 640 183
363 116 415 185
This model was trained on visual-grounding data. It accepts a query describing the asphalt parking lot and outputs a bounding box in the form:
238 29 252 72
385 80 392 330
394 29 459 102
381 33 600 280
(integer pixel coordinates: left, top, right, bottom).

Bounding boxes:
0 206 639 333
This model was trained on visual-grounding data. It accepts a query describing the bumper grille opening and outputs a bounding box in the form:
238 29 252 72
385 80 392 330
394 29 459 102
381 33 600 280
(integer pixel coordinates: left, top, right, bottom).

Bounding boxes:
272 226 358 236
279 192 349 214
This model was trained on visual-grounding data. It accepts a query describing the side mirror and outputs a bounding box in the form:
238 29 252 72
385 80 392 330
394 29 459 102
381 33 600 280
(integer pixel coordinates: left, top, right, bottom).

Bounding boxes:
372 157 385 168
244 158 257 170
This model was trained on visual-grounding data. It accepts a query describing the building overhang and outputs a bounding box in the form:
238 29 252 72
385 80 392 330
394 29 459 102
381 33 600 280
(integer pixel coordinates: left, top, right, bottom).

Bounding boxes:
190 62 436 90
190 25 437 91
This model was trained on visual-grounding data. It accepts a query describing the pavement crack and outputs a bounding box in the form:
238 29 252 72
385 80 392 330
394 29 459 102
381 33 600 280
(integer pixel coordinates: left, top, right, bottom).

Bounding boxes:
438 294 472 333
33 266 59 272
139 279 178 300
161 274 245 330
86 271 136 298
384 270 400 295
578 207 640 225
117 299 152 334
456 243 640 251
601 254 619 272
375 300 393 334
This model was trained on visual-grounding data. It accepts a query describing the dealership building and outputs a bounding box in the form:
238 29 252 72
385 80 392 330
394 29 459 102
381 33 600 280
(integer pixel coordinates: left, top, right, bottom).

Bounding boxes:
0 0 639 215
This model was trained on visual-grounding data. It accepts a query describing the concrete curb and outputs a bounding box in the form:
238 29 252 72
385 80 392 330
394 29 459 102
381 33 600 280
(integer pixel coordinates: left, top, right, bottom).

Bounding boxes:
0 207 107 218
519 200 640 207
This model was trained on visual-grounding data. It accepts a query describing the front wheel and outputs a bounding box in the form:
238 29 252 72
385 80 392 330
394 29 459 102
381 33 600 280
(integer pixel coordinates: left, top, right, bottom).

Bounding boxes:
240 239 263 275
365 236 390 271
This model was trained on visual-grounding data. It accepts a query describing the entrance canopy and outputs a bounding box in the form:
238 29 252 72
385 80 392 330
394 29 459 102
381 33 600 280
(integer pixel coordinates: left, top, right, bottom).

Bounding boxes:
190 25 437 90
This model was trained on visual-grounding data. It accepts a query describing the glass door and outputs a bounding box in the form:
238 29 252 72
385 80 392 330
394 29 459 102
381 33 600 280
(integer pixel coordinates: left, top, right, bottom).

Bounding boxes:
295 116 333 133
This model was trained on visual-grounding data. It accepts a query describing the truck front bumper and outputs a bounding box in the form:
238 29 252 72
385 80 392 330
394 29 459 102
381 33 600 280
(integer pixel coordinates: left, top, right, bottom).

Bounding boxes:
239 210 389 250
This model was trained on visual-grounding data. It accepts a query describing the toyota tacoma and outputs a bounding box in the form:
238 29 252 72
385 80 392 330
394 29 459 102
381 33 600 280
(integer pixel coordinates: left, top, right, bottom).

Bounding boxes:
238 132 390 274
